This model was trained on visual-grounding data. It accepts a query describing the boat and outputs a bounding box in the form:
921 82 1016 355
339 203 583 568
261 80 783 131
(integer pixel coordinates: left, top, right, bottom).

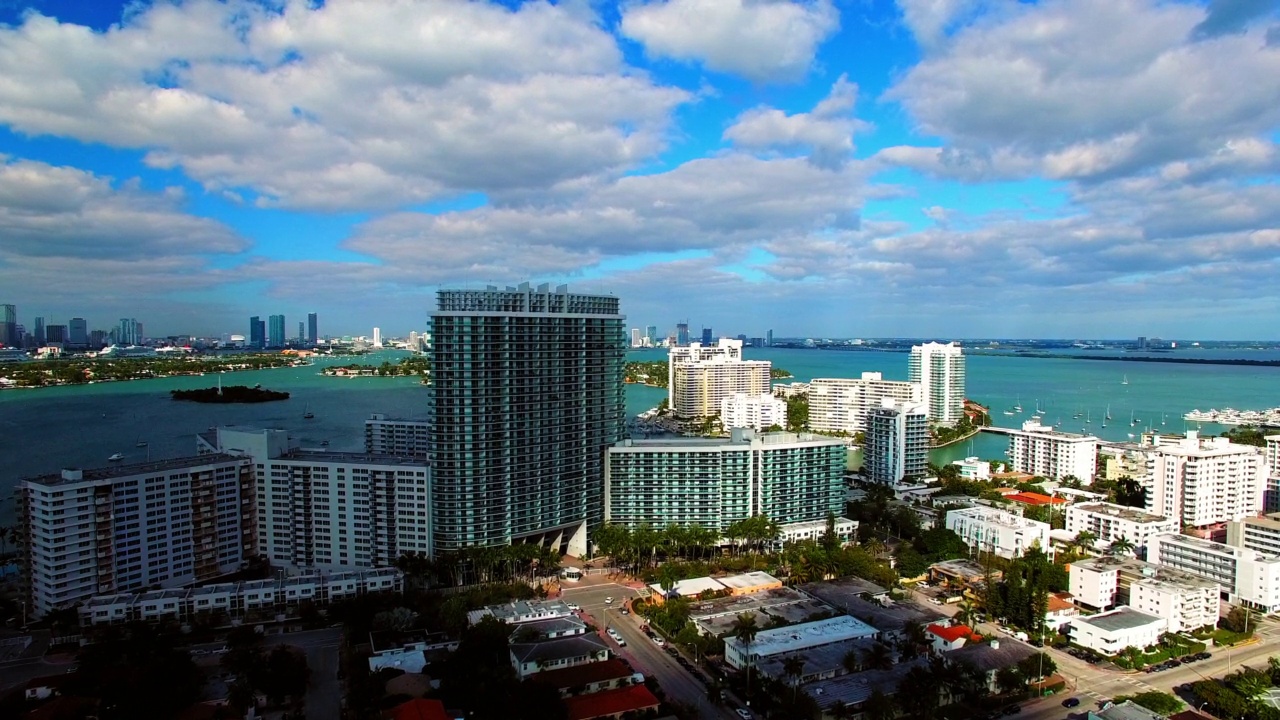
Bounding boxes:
1122 375 1129 385
1105 404 1112 421
1085 410 1091 424
303 403 314 420
107 453 124 462
320 440 330 446
1161 413 1167 426
1013 397 1023 413
136 439 148 448
1131 410 1138 426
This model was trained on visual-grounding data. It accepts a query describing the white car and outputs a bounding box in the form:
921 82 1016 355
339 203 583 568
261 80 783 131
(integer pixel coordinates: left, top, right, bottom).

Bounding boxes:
566 603 581 612
736 709 752 719
652 636 665 647
604 596 614 604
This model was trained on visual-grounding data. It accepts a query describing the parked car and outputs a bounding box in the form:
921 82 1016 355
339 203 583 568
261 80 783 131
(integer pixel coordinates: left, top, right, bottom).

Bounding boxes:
1197 652 1212 660
1004 705 1022 715
736 709 753 720
566 603 581 612
1063 698 1081 708
604 597 614 604
652 636 666 647
620 608 630 615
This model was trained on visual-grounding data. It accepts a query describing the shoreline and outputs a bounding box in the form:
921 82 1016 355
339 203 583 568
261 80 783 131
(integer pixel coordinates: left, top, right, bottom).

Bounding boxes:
0 362 308 391
929 427 982 449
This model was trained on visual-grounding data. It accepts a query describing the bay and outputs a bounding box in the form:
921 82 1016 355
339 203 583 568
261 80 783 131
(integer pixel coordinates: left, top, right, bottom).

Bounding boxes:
1 346 1276 525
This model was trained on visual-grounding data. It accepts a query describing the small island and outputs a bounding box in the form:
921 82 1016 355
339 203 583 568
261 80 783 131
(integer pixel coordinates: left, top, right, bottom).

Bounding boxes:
321 357 430 378
170 386 290 403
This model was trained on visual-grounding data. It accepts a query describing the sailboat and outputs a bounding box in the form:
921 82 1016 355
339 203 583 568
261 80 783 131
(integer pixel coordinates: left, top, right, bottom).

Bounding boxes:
1105 404 1112 421
135 436 148 448
1122 375 1129 385
1013 396 1023 413
1161 413 1167 426
303 403 314 420
1085 410 1091 424
1131 409 1138 426
107 452 124 462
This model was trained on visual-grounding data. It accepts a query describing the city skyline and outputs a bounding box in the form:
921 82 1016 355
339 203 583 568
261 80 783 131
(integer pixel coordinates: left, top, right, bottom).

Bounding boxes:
0 1 1277 339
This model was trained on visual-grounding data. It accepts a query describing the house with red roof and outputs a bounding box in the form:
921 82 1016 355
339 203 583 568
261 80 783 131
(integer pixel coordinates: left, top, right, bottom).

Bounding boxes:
384 698 449 720
564 684 661 720
1006 492 1067 507
926 623 982 654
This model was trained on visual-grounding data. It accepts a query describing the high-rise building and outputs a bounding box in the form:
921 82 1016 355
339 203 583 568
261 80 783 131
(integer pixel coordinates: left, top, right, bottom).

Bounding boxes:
33 316 46 346
89 329 106 347
1006 421 1099 483
863 398 929 485
701 327 713 345
365 413 430 456
605 429 846 533
372 327 382 347
1142 431 1265 528
268 314 286 348
720 393 787 431
630 328 642 348
1267 435 1280 513
45 325 67 344
430 283 625 556
676 322 690 346
645 325 658 344
68 317 87 346
307 312 318 344
117 318 140 346
16 456 257 618
767 329 773 347
249 316 265 349
1138 336 1148 350
199 427 432 570
298 321 304 342
808 373 923 435
0 304 15 347
668 339 772 418
908 341 966 425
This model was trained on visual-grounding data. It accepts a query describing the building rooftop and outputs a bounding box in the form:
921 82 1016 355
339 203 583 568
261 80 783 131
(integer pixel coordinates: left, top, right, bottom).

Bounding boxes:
1095 700 1165 720
1006 492 1067 506
949 638 1036 673
21 453 247 486
727 615 878 657
279 449 429 467
648 576 726 598
947 506 1047 529
927 623 982 643
563 684 660 720
756 636 881 681
386 698 449 720
509 634 609 665
1072 502 1170 524
1156 532 1280 562
1074 606 1163 633
528 658 634 689
717 571 782 592
928 559 989 580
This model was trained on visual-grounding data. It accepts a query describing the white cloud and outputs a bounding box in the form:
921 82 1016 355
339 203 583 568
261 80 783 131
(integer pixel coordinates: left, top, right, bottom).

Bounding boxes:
896 0 983 47
620 0 840 82
886 0 1280 180
0 0 690 210
723 75 863 168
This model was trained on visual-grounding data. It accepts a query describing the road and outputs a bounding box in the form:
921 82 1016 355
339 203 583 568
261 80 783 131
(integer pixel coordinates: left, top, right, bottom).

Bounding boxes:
265 627 343 720
562 583 737 719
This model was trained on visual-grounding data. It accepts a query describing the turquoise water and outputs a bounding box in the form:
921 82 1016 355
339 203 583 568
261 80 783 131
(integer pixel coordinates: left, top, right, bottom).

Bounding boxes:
1 347 1277 523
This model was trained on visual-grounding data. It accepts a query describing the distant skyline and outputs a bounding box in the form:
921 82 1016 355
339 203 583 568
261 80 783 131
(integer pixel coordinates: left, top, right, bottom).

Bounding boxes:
0 0 1277 339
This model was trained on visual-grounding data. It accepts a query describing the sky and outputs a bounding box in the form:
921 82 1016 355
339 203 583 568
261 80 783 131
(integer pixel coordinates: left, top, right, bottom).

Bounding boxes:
0 0 1277 340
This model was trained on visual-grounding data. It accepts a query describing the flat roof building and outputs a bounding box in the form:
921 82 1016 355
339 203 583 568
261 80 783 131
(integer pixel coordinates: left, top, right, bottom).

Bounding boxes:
808 373 922 435
864 398 929 485
1142 431 1266 528
1068 555 1217 632
946 506 1050 559
668 339 771 419
1064 502 1179 555
909 342 965 426
364 414 430 457
16 455 256 619
1149 532 1280 613
605 429 846 533
1006 421 1099 483
1067 606 1165 656
720 393 787 431
724 615 879 669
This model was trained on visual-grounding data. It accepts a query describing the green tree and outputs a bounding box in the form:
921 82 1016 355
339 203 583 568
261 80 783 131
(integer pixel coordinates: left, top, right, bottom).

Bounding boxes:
1106 536 1136 556
1113 691 1183 714
995 666 1026 695
782 654 806 702
732 613 760 700
862 689 897 720
786 394 809 431
1223 606 1256 634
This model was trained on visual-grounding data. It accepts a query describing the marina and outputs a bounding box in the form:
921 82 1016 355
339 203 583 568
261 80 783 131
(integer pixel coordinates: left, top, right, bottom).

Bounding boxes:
1184 407 1280 426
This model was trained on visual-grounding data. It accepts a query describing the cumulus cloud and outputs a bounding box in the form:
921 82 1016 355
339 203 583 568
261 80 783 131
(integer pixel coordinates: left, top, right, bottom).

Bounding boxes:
896 0 982 47
620 0 840 82
723 75 864 168
886 0 1280 181
0 0 690 210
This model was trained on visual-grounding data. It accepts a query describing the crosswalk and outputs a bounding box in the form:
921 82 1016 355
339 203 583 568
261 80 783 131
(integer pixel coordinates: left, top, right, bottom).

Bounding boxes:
1077 673 1157 703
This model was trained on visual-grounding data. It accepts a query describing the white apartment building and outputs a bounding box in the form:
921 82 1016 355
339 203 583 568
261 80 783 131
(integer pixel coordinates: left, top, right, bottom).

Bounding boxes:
908 342 965 425
945 506 1050 559
1006 421 1098 483
364 413 430 456
1143 431 1266 528
1064 502 1179 554
1068 556 1217 631
668 339 772 418
1067 607 1166 656
863 398 930 485
953 456 992 481
1130 575 1218 633
808 373 922 435
1098 442 1156 484
1228 513 1280 557
720 393 787 431
724 615 878 669
1149 532 1280 613
17 455 256 618
1266 436 1280 513
199 427 432 571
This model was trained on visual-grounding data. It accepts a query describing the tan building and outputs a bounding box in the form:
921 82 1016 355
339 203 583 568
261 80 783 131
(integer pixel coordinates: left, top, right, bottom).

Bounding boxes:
668 339 771 418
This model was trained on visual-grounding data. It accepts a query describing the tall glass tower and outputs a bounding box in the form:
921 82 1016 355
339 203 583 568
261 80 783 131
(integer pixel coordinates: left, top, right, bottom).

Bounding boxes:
429 283 626 555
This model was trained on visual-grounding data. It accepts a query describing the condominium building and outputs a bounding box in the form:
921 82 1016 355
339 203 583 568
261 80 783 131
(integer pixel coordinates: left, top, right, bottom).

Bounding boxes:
1098 442 1156 484
1227 513 1280 557
1148 532 1280 613
720 393 787 431
1142 431 1266 528
364 414 430 456
668 339 771 418
863 398 929 485
15 455 257 619
605 429 847 533
1063 502 1179 555
199 427 431 571
953 456 992 481
1266 436 1280 513
908 342 965 425
1068 607 1165 656
808 373 922 435
430 283 625 556
1068 556 1218 631
945 507 1050 559
1006 421 1098 483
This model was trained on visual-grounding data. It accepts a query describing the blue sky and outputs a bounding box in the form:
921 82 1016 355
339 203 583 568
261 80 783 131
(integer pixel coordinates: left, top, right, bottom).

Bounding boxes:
0 0 1277 340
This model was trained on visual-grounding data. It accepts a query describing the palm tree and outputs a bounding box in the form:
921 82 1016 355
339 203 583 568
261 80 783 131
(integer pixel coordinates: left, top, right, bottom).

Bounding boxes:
861 689 897 720
861 641 894 671
1072 530 1098 555
956 596 979 630
782 654 805 702
1106 536 1135 556
731 612 759 700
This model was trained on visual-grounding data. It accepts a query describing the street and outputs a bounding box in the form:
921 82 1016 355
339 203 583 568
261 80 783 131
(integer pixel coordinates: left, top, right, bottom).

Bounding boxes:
562 583 737 719
266 627 343 720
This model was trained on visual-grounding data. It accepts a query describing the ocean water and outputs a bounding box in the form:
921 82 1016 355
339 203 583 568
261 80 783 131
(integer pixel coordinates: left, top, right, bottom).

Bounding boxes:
1 347 1276 524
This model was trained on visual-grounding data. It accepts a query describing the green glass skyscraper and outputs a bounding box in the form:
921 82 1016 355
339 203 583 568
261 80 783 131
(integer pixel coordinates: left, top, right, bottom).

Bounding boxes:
429 283 626 555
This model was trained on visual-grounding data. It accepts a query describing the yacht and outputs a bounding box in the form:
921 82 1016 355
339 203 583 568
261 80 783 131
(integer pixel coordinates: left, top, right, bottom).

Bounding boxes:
303 403 314 420
107 453 124 462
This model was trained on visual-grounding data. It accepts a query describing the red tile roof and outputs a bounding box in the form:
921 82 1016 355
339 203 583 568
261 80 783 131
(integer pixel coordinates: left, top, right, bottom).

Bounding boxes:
1006 492 1066 505
528 658 633 690
927 624 980 643
564 684 661 720
386 698 449 720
